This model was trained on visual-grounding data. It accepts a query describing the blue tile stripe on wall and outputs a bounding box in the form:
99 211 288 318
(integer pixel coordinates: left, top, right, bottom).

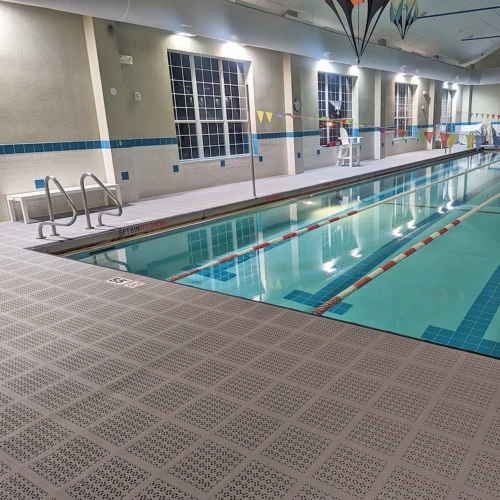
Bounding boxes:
0 137 178 155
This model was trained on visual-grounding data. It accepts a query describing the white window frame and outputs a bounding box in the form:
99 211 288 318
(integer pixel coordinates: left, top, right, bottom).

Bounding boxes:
168 52 249 161
394 83 416 138
441 89 454 133
318 73 354 146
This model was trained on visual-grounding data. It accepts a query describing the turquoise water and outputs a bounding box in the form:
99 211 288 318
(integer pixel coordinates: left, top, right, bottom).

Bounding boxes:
70 153 500 357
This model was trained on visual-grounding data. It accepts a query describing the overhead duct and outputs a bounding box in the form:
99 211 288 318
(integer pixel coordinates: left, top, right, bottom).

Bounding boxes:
0 0 494 84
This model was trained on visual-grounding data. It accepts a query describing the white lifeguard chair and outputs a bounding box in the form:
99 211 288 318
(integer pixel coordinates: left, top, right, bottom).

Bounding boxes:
336 128 362 167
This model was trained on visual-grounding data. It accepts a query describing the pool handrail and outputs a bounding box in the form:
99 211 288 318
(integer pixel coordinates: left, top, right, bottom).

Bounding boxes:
37 176 78 239
80 173 122 229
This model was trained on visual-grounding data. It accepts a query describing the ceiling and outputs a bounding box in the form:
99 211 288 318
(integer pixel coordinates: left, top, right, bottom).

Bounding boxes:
226 0 500 67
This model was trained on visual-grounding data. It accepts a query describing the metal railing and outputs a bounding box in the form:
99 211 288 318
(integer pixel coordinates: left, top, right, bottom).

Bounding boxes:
80 173 122 229
37 176 78 239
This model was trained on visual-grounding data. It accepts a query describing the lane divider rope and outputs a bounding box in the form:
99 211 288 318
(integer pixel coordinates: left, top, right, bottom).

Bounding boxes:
168 155 499 282
312 190 500 315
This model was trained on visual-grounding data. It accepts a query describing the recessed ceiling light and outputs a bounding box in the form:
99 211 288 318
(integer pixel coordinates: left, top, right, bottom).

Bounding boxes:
175 31 196 37
180 24 192 28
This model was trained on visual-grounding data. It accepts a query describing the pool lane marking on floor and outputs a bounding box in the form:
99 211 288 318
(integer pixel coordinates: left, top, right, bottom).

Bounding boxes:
168 156 500 282
312 190 500 315
422 264 500 357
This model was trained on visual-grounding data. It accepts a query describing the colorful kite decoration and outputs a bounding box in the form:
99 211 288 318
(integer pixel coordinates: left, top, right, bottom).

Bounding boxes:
324 0 391 64
390 0 419 40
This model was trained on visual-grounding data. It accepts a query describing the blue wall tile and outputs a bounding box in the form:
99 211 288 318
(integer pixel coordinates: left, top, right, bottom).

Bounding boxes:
121 171 130 181
34 179 44 189
173 165 179 173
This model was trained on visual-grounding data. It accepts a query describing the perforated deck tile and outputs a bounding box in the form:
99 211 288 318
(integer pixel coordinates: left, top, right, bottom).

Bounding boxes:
168 440 245 493
215 408 283 450
215 461 297 499
126 422 200 468
1 175 500 500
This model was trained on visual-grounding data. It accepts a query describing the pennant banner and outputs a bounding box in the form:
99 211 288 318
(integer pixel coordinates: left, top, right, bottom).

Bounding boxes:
257 110 264 123
447 133 457 147
379 127 387 136
417 130 426 143
493 136 500 152
466 134 475 150
423 131 433 144
396 128 407 137
265 112 273 123
475 135 484 150
440 133 450 148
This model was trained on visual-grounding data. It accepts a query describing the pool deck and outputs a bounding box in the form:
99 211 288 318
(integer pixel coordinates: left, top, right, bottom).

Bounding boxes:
1 146 500 500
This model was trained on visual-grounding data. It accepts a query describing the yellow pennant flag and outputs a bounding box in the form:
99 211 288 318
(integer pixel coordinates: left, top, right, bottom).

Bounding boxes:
466 134 475 150
481 114 484 119
256 110 264 123
265 112 273 123
447 133 457 147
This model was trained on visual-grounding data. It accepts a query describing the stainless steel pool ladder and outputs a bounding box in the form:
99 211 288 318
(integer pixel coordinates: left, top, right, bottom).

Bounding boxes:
80 173 122 229
37 176 78 239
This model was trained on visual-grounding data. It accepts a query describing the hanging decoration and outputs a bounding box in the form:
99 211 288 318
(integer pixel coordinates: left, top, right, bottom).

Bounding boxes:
324 0 391 64
390 0 419 40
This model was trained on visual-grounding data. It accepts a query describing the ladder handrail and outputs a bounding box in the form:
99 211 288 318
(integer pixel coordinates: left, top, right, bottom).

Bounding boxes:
80 173 122 229
37 176 78 239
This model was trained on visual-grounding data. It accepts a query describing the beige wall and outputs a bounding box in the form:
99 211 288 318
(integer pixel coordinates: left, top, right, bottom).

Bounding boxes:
0 2 99 143
0 2 478 223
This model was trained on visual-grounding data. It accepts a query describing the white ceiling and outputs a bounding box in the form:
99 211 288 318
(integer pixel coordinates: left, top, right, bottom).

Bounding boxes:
226 0 500 67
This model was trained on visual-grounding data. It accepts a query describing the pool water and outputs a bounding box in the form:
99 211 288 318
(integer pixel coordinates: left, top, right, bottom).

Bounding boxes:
69 152 500 358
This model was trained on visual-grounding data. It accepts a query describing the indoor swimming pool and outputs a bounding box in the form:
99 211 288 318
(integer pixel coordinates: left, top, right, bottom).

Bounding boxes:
69 152 500 358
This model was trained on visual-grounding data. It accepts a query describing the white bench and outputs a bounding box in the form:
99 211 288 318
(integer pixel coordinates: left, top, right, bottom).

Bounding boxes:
6 183 121 224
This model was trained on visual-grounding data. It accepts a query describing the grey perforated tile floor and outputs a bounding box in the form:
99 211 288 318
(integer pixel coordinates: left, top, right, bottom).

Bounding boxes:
0 250 499 500
0 150 500 498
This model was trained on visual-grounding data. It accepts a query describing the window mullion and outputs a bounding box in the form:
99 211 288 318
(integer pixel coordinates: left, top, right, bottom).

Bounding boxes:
190 55 204 159
220 59 230 157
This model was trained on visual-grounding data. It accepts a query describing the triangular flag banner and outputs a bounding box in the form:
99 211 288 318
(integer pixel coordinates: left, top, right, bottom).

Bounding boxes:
300 116 307 120
397 129 407 137
290 115 297 119
265 112 273 123
447 133 457 147
481 114 484 119
487 114 490 119
475 135 484 150
476 113 479 118
379 127 387 136
423 131 433 143
417 130 426 143
493 136 500 151
274 113 282 118
440 133 450 148
493 115 496 120
284 113 292 117
256 110 264 123
466 134 475 150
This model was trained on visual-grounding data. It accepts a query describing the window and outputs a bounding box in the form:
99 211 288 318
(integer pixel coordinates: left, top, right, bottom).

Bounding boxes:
394 83 416 137
318 73 353 146
441 89 453 133
168 52 249 160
